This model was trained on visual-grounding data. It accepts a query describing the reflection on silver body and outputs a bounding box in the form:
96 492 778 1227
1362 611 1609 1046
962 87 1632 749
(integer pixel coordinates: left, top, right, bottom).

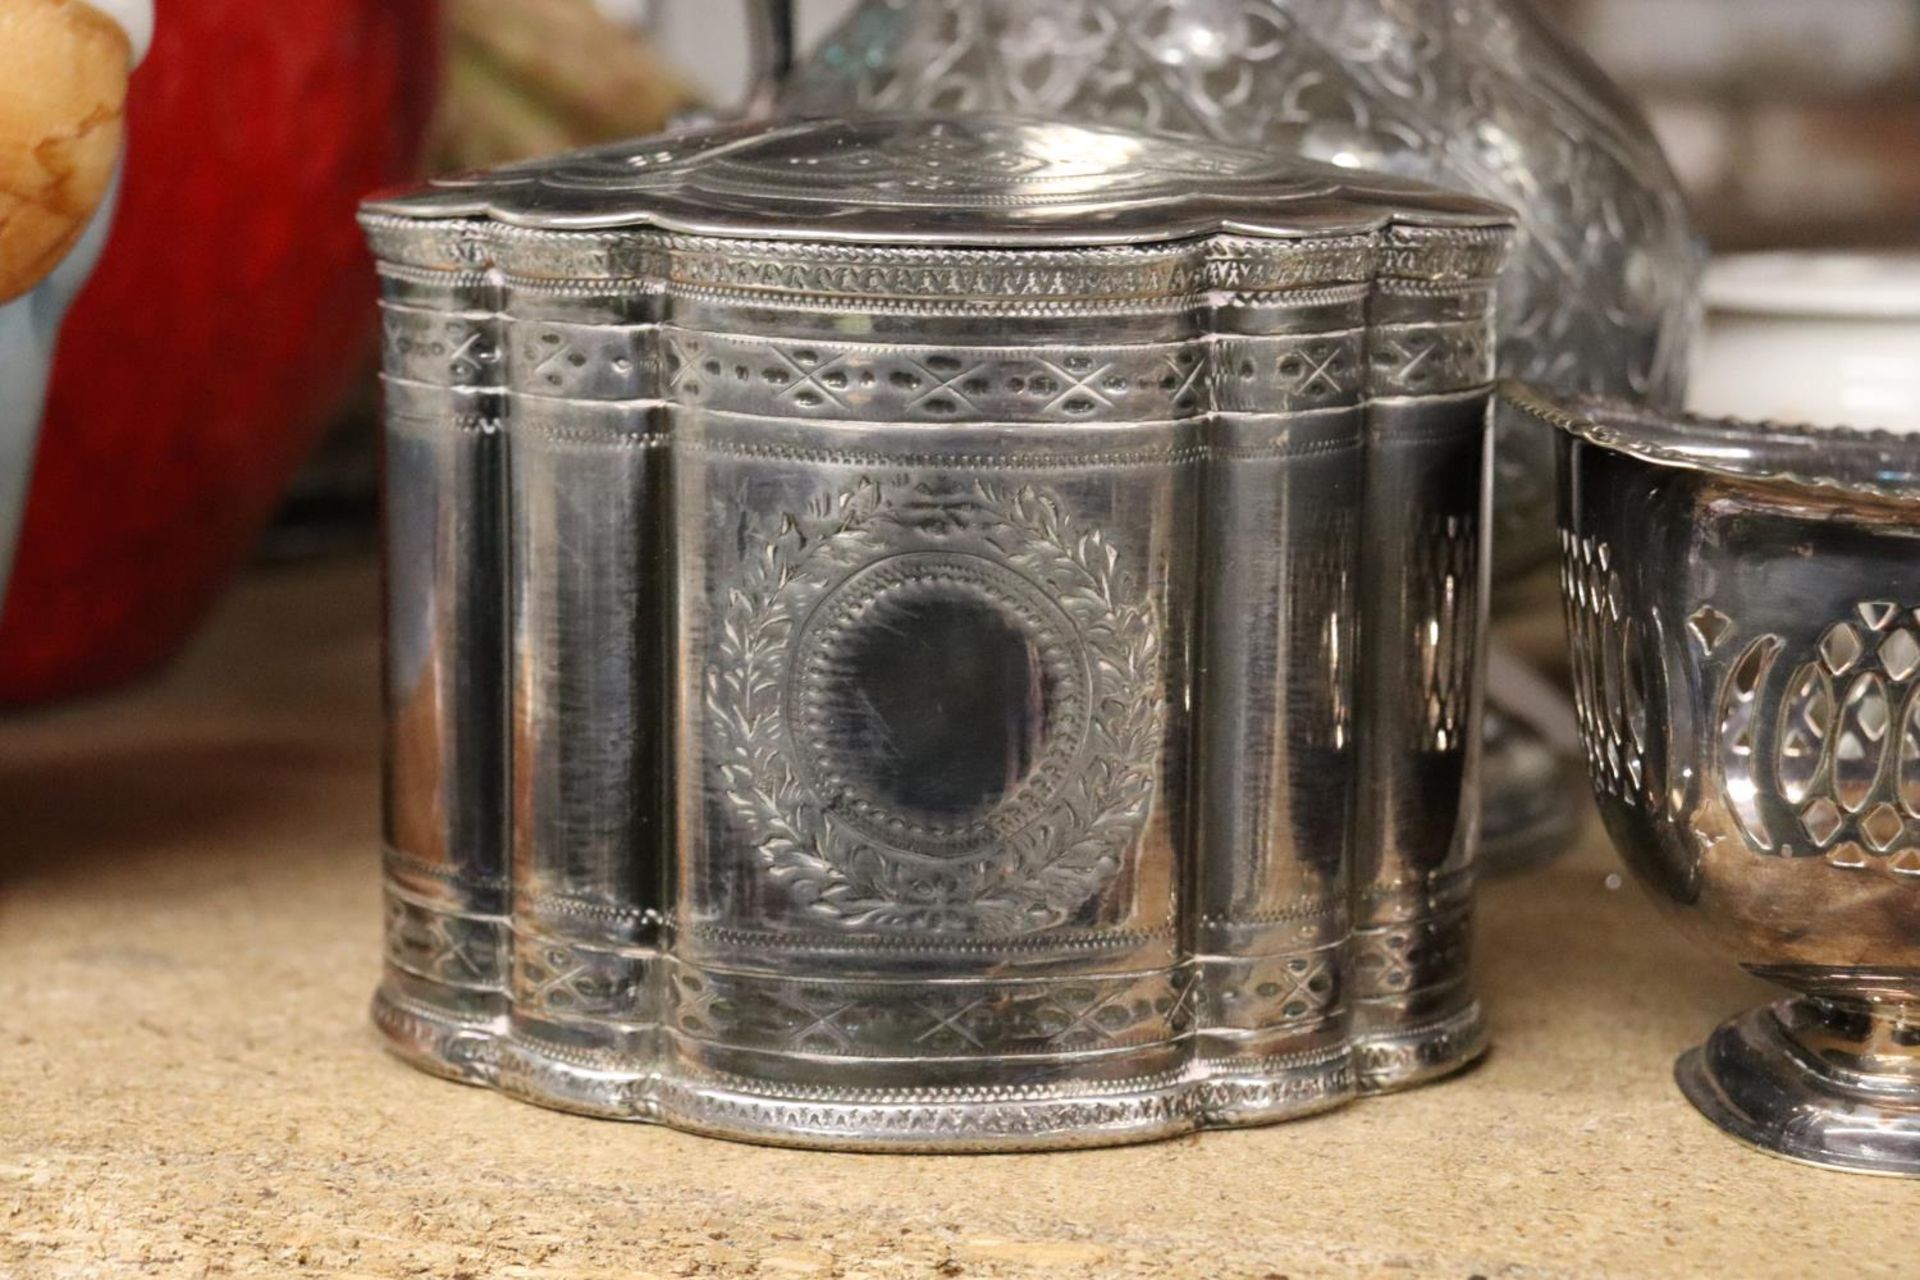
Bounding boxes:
781 0 1699 574
1511 385 1920 1177
362 115 1510 1150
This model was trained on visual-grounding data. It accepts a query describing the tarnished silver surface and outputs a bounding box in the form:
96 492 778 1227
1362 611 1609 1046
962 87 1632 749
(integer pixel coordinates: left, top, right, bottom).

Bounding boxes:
363 115 1510 1149
1510 384 1920 1177
780 0 1700 579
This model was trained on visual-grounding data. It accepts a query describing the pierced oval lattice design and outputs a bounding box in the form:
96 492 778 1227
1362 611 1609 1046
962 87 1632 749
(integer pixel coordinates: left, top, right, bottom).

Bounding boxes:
1561 531 1662 810
1776 663 1833 806
1708 597 1920 876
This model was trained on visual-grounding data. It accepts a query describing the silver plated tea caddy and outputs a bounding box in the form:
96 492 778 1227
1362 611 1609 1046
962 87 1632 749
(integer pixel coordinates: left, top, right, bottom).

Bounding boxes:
1510 385 1920 1177
361 114 1512 1150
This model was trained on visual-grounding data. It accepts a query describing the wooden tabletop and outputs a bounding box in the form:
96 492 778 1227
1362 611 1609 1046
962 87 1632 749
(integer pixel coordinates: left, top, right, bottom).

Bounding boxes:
2 557 1912 1279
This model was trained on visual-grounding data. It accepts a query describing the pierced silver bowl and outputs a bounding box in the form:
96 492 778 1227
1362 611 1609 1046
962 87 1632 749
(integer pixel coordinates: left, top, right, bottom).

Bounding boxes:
1508 383 1920 1177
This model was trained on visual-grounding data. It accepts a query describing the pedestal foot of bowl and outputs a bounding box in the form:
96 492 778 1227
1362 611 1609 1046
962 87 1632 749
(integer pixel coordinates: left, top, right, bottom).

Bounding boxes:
1676 998 1920 1178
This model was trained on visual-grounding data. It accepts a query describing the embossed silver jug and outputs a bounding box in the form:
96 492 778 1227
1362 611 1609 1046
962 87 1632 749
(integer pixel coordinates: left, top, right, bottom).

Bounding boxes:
781 0 1699 574
362 114 1512 1149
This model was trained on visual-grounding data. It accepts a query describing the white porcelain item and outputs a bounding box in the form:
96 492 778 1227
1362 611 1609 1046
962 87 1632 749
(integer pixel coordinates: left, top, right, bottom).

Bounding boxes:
1690 251 1920 433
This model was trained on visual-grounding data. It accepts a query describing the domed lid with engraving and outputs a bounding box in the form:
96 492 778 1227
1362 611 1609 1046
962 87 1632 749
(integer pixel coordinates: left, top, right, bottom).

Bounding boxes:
364 113 1510 246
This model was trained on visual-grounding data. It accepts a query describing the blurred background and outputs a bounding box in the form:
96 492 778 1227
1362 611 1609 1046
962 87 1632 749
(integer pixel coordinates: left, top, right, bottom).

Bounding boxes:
658 0 1920 251
1540 0 1920 249
1 0 1916 708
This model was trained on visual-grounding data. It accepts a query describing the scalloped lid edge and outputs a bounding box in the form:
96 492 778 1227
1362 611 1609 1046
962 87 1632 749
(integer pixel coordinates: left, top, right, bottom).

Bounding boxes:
363 114 1515 248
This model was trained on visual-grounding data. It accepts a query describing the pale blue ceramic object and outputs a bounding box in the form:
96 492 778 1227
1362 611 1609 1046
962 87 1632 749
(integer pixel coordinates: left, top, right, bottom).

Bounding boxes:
0 175 120 613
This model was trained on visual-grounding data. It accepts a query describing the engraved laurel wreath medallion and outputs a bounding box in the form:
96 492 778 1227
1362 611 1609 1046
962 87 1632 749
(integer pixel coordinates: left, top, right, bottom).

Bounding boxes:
707 475 1164 934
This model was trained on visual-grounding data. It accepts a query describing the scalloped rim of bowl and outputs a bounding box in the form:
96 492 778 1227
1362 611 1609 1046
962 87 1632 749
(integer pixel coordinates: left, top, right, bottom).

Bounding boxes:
1500 381 1920 504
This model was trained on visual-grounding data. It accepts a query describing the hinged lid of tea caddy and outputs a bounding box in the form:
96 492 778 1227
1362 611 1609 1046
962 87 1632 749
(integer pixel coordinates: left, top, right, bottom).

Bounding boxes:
363 113 1509 248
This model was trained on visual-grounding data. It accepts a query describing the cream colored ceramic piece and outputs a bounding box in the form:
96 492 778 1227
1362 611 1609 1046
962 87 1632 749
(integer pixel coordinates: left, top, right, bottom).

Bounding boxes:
0 0 136 303
1691 252 1920 434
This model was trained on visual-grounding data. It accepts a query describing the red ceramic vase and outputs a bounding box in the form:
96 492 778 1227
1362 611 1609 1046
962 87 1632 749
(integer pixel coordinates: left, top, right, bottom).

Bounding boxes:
0 0 440 704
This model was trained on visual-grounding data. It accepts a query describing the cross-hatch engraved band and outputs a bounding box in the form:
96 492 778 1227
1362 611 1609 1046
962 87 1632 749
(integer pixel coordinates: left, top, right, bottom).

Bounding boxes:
387 894 1360 1064
376 321 1487 415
